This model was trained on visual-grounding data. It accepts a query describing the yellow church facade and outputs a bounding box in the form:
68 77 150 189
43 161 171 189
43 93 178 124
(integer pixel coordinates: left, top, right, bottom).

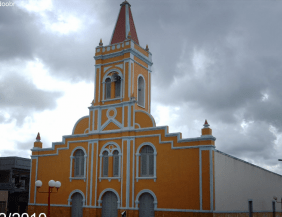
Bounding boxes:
28 1 217 217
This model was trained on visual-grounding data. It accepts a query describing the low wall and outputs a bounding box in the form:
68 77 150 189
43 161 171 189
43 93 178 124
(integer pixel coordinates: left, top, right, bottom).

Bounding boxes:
27 206 282 217
27 206 216 217
214 212 282 217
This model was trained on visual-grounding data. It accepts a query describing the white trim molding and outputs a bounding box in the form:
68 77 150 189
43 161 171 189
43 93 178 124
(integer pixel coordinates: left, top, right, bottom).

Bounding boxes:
31 126 216 157
68 189 86 207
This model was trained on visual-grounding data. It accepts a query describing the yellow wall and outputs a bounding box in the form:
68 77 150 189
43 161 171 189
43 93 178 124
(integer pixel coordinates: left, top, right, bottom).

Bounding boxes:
134 43 149 57
202 150 210 210
30 123 214 211
73 117 89 134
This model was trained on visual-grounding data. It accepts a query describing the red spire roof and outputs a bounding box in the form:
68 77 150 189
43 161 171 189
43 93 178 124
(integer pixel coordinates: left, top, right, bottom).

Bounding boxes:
36 132 41 141
110 1 139 45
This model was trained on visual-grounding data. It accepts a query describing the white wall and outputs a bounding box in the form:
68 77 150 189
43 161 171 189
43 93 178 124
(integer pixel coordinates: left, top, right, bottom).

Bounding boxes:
215 150 282 212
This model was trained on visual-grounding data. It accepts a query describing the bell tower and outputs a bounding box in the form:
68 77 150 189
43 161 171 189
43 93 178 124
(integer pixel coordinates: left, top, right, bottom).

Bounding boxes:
93 1 152 111
90 1 153 133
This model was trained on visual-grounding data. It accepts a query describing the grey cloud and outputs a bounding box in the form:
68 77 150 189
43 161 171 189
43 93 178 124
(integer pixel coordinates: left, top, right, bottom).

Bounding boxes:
0 6 40 60
0 72 63 125
217 122 276 158
1 2 102 81
0 149 31 159
146 1 282 132
214 120 282 174
2 0 282 174
16 140 33 151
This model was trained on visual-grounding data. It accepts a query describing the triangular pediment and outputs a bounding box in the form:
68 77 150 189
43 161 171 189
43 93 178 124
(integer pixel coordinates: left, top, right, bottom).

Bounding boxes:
102 121 121 131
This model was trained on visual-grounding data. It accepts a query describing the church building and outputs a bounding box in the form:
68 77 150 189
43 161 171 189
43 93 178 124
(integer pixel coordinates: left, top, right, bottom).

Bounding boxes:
28 1 282 217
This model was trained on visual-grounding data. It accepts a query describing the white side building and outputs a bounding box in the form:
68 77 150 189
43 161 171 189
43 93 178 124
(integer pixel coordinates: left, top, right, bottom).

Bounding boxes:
215 150 282 215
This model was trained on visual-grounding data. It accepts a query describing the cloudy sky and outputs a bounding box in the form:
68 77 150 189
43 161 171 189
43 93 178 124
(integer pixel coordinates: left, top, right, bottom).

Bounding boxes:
1 0 282 174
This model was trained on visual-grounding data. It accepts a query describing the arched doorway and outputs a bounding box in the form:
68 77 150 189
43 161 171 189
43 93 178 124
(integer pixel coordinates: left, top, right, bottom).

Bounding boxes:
71 193 83 217
102 191 118 217
139 193 154 217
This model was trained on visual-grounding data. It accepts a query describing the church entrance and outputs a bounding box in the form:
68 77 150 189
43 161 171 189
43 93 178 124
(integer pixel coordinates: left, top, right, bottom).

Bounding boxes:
102 191 118 217
71 193 83 217
139 193 154 217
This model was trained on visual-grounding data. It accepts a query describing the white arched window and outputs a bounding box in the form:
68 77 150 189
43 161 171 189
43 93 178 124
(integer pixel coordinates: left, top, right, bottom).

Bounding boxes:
74 149 84 177
140 146 154 177
103 71 123 101
138 76 145 107
102 151 109 177
99 142 122 181
69 147 87 182
136 143 157 182
105 78 111 99
113 150 119 177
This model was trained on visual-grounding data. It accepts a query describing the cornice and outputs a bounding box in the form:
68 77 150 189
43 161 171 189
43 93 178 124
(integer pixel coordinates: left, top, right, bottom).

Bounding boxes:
94 48 153 67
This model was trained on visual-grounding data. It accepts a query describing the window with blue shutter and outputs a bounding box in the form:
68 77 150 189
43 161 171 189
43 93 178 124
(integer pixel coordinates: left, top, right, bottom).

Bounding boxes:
74 149 84 177
105 78 111 99
148 154 154 176
113 150 119 177
141 153 147 176
75 157 80 177
103 151 109 177
115 76 121 98
140 146 154 177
